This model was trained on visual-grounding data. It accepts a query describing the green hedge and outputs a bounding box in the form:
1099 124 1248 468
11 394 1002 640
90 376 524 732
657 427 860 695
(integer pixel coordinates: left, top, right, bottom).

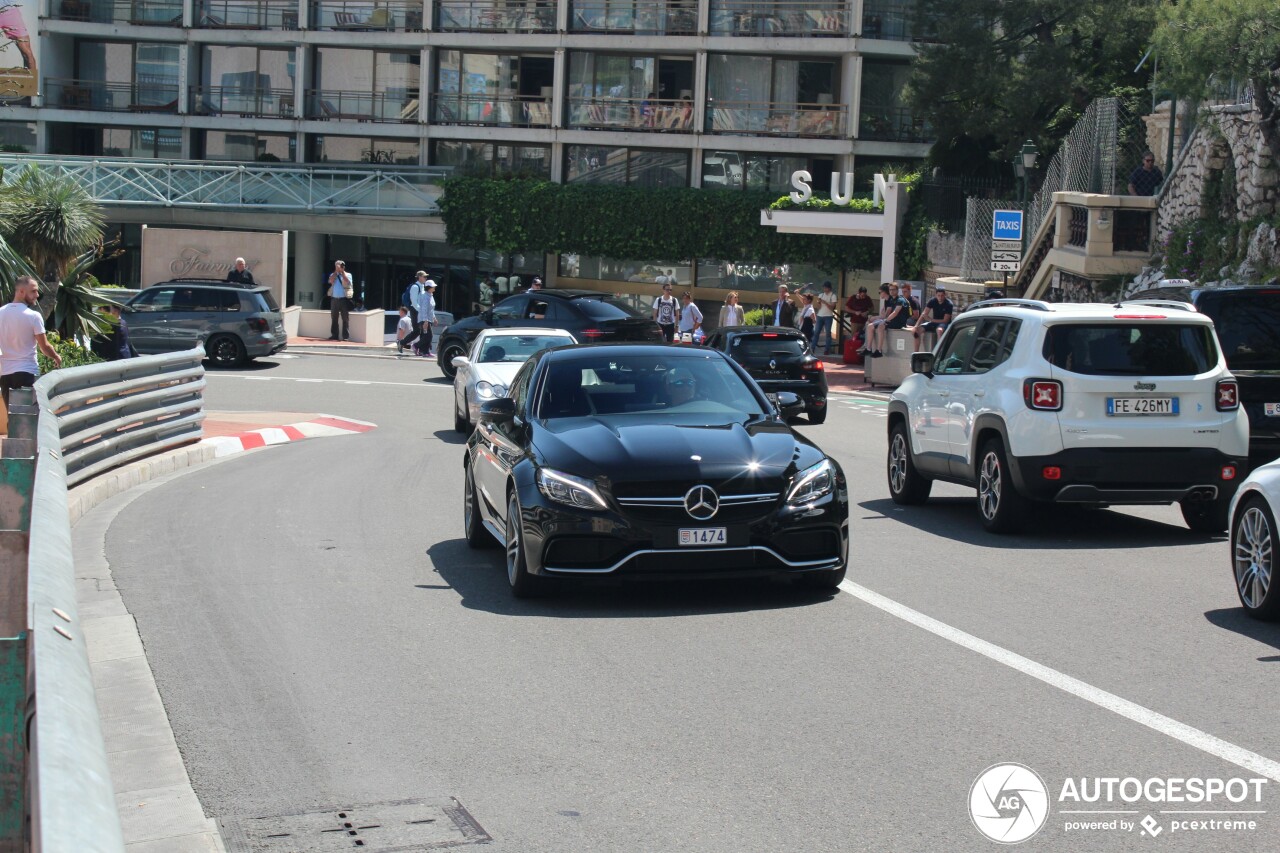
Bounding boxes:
438 177 882 273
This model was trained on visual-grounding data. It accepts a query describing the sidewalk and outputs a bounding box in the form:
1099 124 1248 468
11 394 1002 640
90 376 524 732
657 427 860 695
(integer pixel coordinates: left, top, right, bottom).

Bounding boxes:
817 354 873 393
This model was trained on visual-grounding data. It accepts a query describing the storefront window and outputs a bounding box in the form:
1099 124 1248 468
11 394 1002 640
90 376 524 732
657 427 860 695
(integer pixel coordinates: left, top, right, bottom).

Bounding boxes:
566 146 687 186
696 260 836 294
701 150 813 191
559 256 692 286
201 131 295 161
432 140 551 178
313 135 419 164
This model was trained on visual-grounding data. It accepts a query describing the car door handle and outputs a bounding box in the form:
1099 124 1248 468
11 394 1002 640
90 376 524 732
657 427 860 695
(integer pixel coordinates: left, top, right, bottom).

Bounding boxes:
938 390 950 397
973 390 986 398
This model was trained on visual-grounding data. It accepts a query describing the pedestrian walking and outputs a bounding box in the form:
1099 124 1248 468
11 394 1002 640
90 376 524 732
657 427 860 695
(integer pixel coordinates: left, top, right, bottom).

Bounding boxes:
417 277 437 356
798 293 816 342
679 291 703 343
225 257 255 286
327 260 353 341
400 271 429 352
815 280 838 354
395 306 413 356
0 275 60 405
89 303 137 361
653 282 680 342
719 291 745 328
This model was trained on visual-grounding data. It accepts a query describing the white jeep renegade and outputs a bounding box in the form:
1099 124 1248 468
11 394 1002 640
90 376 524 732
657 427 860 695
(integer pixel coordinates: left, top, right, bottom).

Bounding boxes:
886 299 1249 533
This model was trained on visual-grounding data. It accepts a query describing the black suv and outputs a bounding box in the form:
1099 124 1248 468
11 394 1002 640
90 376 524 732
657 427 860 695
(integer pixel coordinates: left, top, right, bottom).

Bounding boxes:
436 289 664 379
124 280 287 367
1136 283 1280 468
703 325 828 424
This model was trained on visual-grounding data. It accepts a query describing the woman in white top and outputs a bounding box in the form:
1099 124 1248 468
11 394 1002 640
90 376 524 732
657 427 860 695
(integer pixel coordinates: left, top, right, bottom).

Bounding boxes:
718 291 745 328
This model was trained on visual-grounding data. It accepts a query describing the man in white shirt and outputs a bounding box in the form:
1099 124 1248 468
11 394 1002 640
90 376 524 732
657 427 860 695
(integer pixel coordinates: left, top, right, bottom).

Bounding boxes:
0 275 60 404
327 260 353 340
815 280 838 354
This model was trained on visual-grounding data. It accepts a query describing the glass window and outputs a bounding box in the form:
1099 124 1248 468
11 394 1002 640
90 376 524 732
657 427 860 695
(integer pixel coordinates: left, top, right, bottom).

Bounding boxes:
733 334 808 358
130 288 176 310
0 122 35 153
491 295 527 319
935 323 978 374
968 320 1010 374
202 131 295 161
565 146 686 186
575 297 647 320
480 333 575 363
432 140 550 177
314 136 419 164
1199 293 1280 371
628 149 687 187
538 354 767 419
1042 324 1219 376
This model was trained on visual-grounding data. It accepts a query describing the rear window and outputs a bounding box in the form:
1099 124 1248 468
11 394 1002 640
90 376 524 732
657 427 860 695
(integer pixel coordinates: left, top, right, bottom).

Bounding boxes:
252 290 280 312
732 334 807 358
574 297 646 321
1042 323 1219 376
1198 291 1280 370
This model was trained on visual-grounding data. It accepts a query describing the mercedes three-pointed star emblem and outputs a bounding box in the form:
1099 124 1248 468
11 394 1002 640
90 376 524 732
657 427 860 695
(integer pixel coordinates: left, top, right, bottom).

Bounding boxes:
684 485 720 520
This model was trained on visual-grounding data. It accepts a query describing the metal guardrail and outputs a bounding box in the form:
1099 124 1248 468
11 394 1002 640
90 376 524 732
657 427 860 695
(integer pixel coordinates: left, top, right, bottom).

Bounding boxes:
11 347 208 852
0 155 451 217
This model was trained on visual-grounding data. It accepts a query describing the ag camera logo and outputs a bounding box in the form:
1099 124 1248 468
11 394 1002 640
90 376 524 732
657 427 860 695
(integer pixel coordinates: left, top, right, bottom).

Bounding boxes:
969 763 1050 844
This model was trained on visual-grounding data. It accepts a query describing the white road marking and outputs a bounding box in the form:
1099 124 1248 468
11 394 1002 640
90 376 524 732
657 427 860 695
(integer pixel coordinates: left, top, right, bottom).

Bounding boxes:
205 375 443 389
838 579 1280 783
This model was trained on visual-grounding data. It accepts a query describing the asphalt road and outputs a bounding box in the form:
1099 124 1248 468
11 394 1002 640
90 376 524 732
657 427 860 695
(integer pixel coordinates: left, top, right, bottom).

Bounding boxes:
88 350 1280 852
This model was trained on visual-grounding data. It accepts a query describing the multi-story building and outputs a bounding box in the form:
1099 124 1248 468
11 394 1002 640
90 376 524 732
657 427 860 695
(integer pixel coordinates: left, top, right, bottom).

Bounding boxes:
0 0 931 315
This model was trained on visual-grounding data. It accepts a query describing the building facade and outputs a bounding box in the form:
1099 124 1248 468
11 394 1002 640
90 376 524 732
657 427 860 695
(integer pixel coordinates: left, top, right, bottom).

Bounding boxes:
0 0 931 316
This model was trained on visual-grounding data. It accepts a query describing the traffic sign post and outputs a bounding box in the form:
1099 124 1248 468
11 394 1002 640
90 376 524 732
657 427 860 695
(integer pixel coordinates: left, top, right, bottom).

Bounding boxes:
991 210 1026 293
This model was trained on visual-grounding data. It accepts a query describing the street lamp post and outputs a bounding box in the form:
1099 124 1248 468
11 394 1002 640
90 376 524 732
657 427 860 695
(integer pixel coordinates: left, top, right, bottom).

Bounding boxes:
1010 139 1038 293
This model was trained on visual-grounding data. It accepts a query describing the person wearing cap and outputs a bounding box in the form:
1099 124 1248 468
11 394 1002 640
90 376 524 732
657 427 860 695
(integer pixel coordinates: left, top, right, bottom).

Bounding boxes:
912 284 954 348
416 276 438 356
398 271 429 353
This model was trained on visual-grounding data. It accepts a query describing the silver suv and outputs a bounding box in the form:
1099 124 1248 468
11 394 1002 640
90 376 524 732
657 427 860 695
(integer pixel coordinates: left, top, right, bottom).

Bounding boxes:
125 280 287 367
886 299 1248 533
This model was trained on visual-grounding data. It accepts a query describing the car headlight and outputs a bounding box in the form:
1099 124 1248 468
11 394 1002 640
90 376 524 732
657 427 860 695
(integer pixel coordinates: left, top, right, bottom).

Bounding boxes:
785 459 836 506
537 468 608 511
476 380 497 399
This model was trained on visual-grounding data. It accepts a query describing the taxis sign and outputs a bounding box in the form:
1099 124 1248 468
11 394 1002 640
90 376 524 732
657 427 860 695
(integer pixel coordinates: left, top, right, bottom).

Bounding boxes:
992 209 1024 241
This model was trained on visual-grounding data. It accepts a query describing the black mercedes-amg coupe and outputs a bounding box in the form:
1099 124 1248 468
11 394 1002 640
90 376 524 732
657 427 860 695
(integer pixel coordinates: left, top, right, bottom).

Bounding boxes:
462 343 849 597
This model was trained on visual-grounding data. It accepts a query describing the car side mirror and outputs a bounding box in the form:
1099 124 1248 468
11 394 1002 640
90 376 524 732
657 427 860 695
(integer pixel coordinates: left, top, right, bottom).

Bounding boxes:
451 355 470 369
479 397 516 425
911 352 935 377
775 391 803 419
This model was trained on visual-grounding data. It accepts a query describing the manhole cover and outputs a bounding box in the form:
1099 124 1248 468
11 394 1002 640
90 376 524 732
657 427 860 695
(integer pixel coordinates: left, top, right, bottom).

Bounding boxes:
218 797 491 851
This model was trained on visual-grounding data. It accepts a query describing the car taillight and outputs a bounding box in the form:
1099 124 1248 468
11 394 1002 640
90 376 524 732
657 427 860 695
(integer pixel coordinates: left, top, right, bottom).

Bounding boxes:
581 328 604 340
247 317 269 332
1023 378 1062 411
762 333 778 338
1222 465 1237 481
1216 379 1239 411
802 360 824 372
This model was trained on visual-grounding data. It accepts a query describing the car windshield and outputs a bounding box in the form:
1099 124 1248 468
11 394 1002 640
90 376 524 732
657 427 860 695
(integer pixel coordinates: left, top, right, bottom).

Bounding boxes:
478 334 573 363
1042 323 1219 376
574 297 647 321
537 355 767 419
732 335 807 358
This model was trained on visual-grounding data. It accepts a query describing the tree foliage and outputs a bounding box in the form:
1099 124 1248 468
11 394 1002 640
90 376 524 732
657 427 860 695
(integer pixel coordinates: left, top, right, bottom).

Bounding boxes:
438 177 882 273
1154 0 1280 149
0 165 106 317
907 0 1158 171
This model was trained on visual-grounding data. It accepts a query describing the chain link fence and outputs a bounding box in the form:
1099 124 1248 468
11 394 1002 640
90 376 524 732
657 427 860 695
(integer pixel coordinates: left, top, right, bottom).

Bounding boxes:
958 97 1154 281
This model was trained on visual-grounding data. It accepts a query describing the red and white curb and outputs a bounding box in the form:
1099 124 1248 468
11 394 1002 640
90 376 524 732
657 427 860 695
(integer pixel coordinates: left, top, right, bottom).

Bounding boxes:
201 415 377 458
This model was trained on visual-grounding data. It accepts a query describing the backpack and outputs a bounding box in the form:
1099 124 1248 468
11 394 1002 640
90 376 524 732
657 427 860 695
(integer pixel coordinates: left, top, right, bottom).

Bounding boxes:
401 284 414 308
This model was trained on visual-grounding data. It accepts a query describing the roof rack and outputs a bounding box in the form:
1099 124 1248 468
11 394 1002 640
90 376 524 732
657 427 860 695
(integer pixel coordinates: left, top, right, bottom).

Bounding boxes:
1114 299 1197 312
967 298 1053 312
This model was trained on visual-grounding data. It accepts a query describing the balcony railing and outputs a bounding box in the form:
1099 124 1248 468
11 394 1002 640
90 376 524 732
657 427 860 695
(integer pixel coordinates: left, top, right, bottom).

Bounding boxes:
570 1 695 35
435 0 553 32
52 0 182 25
708 1 848 37
858 104 929 141
567 96 693 131
434 93 553 127
0 154 451 216
191 85 296 117
705 101 846 137
306 89 420 122
861 1 939 42
1067 206 1088 247
46 78 180 113
196 0 299 28
311 0 424 30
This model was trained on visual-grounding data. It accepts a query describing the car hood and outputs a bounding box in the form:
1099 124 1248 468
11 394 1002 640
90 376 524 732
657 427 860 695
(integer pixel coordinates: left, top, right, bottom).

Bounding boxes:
469 362 524 386
532 414 825 485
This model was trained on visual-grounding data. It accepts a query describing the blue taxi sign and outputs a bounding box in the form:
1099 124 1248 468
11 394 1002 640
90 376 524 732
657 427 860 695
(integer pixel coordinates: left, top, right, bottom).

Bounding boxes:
992 209 1024 241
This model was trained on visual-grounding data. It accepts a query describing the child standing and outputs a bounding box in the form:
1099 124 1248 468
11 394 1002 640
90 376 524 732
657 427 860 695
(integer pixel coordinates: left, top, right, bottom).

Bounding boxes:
395 306 413 355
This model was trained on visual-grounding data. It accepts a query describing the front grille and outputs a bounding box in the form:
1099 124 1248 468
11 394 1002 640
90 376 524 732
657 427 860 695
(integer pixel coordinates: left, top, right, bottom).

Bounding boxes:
615 490 780 524
773 529 841 560
543 537 629 569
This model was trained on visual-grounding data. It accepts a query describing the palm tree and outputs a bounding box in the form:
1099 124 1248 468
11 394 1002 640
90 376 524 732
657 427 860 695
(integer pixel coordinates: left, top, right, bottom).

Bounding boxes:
0 164 105 318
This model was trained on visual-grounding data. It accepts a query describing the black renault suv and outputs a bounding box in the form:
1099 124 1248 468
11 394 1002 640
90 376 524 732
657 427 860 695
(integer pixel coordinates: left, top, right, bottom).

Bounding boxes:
436 289 664 379
1136 283 1280 469
703 325 828 424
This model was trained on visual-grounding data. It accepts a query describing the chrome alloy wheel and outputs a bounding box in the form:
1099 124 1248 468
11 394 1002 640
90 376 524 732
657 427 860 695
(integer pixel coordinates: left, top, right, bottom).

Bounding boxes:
889 432 909 495
505 502 521 586
464 466 475 532
1235 506 1273 610
978 451 1002 521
